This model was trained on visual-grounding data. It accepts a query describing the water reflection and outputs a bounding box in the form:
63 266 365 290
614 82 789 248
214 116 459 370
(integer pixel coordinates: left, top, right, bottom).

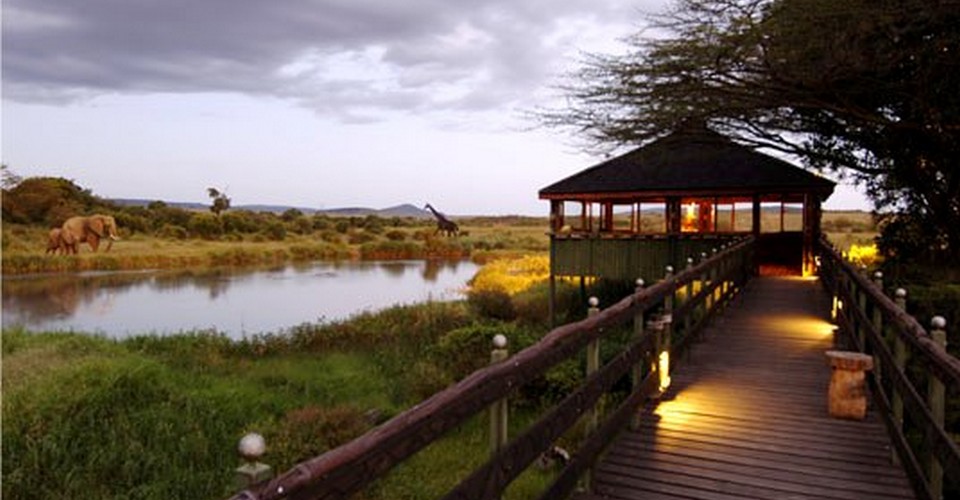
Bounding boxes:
2 260 477 339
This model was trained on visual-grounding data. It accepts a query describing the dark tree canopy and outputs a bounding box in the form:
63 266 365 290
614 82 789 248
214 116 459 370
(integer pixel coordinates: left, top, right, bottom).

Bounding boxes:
1 173 105 225
542 0 960 263
207 187 231 217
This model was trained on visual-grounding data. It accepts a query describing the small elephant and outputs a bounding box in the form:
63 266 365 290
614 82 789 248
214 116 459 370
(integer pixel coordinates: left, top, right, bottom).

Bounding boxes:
61 214 120 254
46 228 69 255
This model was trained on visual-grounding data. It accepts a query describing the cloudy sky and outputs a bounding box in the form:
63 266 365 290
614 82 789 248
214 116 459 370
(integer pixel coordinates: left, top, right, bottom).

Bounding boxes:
2 0 869 215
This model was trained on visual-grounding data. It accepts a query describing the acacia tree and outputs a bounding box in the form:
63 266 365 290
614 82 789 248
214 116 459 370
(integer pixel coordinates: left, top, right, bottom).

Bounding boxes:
542 0 959 264
207 187 231 217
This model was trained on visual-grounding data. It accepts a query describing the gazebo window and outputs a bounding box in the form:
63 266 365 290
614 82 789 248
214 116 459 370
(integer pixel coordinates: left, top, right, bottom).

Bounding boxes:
638 202 666 234
734 202 753 232
680 198 716 233
783 202 804 231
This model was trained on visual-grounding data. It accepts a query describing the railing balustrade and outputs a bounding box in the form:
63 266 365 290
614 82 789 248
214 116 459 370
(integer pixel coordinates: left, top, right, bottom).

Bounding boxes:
228 237 756 500
818 237 960 500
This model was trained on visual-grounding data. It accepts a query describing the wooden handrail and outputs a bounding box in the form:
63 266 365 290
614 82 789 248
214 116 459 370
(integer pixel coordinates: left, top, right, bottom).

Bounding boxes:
817 237 960 500
229 237 755 500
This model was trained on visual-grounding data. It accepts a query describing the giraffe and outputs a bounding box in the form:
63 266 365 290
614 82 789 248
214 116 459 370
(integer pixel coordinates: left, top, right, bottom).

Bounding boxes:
424 203 459 236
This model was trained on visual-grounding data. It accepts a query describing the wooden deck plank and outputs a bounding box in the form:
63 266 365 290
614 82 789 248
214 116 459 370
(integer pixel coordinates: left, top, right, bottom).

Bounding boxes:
573 276 915 500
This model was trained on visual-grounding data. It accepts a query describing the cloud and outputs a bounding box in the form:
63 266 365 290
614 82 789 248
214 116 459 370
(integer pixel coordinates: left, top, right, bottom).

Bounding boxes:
3 0 648 119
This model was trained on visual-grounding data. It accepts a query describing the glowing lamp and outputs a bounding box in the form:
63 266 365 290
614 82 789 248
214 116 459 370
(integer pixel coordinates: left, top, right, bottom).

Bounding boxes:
658 351 671 392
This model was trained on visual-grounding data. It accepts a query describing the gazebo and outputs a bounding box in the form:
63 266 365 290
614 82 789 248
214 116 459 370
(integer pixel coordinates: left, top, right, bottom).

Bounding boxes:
539 125 835 307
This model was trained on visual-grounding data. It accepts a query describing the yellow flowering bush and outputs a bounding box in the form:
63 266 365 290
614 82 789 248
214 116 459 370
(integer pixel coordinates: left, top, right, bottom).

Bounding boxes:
847 243 879 268
469 255 550 295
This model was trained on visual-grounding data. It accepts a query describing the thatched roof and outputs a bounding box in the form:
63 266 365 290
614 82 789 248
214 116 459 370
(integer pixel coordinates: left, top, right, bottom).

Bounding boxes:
540 126 835 199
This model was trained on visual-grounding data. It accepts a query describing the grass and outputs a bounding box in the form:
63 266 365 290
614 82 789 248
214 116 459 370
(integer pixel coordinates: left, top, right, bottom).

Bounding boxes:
0 247 597 500
0 284 572 500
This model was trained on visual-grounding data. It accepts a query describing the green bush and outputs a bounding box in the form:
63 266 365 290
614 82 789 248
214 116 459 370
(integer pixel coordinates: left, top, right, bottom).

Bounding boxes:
385 229 407 241
467 289 516 321
263 221 287 241
265 405 371 467
347 230 377 245
431 323 538 380
156 224 188 240
188 213 224 240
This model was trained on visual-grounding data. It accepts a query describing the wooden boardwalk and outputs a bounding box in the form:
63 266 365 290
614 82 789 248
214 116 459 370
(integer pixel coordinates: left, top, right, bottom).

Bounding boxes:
577 276 916 500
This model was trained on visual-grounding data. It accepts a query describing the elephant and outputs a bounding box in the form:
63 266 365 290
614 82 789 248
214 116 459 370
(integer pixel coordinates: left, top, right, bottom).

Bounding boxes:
46 228 69 255
60 214 120 254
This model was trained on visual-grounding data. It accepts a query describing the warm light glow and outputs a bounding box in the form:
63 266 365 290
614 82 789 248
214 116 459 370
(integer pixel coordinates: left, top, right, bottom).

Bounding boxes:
653 396 699 426
758 315 837 340
682 203 697 232
658 351 671 391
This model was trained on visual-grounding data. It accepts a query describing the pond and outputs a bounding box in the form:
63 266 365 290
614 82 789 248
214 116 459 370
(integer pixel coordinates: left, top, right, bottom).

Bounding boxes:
1 260 479 339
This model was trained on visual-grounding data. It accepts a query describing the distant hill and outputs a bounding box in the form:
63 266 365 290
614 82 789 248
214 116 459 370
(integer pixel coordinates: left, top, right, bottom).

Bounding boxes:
108 199 432 218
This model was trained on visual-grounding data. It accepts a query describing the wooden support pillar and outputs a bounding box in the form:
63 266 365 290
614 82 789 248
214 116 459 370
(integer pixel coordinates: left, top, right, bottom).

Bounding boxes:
550 200 563 233
802 193 822 276
752 194 761 236
666 197 682 235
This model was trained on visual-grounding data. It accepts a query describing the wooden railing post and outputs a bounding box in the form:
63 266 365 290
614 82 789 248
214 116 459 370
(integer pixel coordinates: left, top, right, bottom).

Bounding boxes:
489 334 509 456
857 276 868 352
632 278 645 430
700 252 711 318
927 316 947 500
582 297 601 492
871 271 884 384
684 257 694 336
661 265 674 391
710 248 721 314
891 287 908 465
235 433 272 490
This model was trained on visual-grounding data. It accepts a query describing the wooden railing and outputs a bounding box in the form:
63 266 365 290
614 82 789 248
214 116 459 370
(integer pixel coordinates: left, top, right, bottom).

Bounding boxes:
228 237 756 500
818 237 960 500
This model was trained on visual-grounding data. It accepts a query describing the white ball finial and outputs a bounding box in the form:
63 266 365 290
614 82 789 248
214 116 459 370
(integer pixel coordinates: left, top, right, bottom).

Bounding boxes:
588 296 599 307
665 265 674 274
636 278 645 287
873 271 883 280
686 257 694 265
931 316 947 330
895 288 907 298
239 433 266 461
492 334 508 348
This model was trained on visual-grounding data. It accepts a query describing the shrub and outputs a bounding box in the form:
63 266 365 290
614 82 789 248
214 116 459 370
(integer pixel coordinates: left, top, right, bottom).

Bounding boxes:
263 221 286 241
385 229 407 241
469 255 550 295
311 215 332 231
467 289 516 321
187 213 223 240
431 323 538 379
347 230 377 245
221 211 259 234
266 405 371 467
319 230 342 244
156 224 188 240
